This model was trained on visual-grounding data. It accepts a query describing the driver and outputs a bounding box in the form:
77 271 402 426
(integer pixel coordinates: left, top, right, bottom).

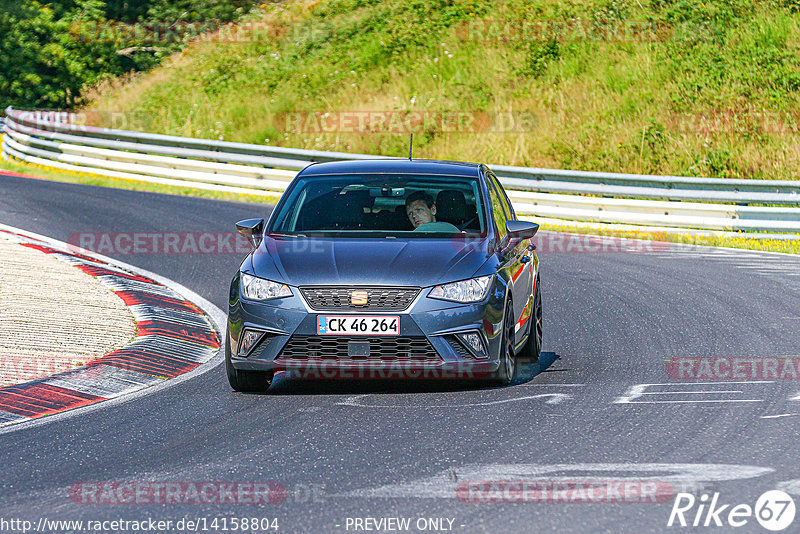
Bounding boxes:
405 191 459 232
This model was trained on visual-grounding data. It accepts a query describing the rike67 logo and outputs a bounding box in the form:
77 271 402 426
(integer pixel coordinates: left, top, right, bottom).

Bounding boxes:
668 490 796 531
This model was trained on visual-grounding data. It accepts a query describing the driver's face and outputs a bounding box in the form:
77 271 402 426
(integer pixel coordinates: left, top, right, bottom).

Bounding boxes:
406 200 436 228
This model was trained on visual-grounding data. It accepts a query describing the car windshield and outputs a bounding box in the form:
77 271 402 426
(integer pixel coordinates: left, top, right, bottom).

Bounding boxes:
269 173 486 238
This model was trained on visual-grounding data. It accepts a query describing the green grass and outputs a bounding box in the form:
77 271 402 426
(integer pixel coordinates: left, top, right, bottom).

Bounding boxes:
0 158 280 204
83 0 800 180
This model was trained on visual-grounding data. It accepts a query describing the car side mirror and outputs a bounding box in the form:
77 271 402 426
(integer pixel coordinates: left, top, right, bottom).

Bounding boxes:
506 220 539 240
498 220 539 255
236 218 265 250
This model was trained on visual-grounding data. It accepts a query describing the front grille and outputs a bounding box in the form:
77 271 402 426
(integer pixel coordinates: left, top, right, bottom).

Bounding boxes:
275 336 441 363
300 287 419 311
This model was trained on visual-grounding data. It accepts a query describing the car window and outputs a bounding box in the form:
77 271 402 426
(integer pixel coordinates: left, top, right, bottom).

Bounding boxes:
489 173 515 220
486 177 508 240
269 174 487 238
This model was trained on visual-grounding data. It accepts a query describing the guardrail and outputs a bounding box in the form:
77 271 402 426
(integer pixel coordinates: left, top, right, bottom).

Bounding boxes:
3 106 800 235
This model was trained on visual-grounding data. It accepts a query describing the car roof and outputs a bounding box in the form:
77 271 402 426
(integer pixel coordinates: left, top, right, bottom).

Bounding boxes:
297 158 483 177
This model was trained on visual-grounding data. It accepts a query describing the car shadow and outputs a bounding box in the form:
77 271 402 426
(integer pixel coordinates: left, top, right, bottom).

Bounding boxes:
512 351 564 386
261 351 562 396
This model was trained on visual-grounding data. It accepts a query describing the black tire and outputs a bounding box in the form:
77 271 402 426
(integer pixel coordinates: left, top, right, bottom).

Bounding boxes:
486 304 516 386
225 333 273 393
520 274 542 360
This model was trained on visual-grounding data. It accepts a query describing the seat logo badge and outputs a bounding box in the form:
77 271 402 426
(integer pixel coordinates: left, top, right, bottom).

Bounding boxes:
351 291 368 306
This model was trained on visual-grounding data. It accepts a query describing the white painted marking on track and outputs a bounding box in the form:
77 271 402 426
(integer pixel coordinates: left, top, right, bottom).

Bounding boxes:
614 382 773 404
336 393 571 408
760 413 799 419
521 383 586 387
652 247 800 279
645 390 751 394
341 463 775 499
737 267 800 271
620 400 764 404
734 262 800 267
777 479 800 496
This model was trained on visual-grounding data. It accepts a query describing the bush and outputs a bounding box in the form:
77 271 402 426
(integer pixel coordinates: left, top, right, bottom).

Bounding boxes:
0 0 262 108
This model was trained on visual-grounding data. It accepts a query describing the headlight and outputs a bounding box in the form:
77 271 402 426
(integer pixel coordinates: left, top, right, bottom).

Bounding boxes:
429 275 493 303
240 273 292 301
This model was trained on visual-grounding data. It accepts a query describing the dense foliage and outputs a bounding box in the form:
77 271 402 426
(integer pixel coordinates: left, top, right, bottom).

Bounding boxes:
85 0 800 180
0 0 259 108
6 0 800 179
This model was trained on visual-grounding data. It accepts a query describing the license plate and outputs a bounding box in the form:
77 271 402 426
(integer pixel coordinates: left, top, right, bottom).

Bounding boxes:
317 316 400 336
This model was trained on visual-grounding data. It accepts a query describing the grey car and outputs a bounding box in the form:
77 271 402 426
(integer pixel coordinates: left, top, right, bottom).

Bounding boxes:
226 159 542 392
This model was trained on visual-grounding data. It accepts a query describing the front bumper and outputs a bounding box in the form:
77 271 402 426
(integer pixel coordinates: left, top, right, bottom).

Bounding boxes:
227 277 507 379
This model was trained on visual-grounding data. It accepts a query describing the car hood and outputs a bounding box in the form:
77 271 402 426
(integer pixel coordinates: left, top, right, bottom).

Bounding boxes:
248 236 493 287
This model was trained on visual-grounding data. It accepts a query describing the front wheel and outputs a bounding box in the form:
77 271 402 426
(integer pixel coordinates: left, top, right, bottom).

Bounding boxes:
486 304 516 386
225 333 273 393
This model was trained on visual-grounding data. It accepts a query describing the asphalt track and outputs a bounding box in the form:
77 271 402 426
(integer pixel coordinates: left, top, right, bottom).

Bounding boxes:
2 173 800 533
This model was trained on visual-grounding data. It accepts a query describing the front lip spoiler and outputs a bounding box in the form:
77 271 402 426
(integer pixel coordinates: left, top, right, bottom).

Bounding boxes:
231 357 500 379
